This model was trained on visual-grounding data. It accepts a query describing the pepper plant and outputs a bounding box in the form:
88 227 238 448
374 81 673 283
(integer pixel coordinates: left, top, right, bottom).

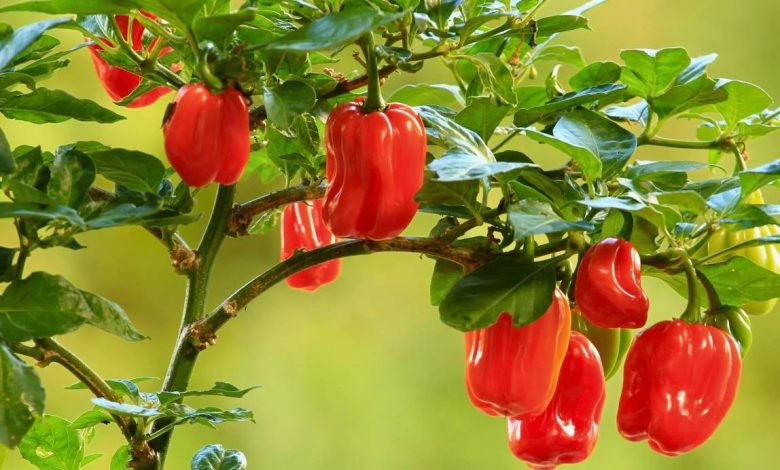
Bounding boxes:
0 0 779 468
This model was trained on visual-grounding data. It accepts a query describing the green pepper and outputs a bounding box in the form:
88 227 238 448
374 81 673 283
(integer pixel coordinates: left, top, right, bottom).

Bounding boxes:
706 306 752 357
702 191 780 315
572 309 633 379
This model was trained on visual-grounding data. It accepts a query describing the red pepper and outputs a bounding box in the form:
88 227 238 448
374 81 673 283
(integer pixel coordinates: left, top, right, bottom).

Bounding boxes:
574 237 649 328
163 84 250 187
323 99 426 241
87 14 172 108
507 332 606 469
617 320 742 456
281 200 341 291
465 288 571 418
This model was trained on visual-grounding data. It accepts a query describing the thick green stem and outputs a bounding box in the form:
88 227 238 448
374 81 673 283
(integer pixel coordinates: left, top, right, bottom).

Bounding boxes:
639 136 722 149
150 185 236 465
730 142 747 175
361 33 386 112
680 259 703 323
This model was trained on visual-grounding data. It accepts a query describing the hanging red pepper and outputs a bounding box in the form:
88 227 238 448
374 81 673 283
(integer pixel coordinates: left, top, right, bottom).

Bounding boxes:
87 14 173 108
465 288 571 418
322 97 426 241
575 237 649 328
617 320 742 456
281 200 341 291
163 84 249 187
507 332 606 468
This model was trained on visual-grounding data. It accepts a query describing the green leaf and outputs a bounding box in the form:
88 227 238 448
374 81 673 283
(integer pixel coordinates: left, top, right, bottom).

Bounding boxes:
80 290 147 342
0 343 45 448
191 444 248 470
264 5 404 52
430 259 464 307
157 382 258 406
0 272 92 341
415 177 480 216
70 410 112 429
263 81 317 129
569 61 621 90
508 199 594 240
651 75 728 118
0 128 15 175
0 1 131 14
110 446 132 470
0 88 124 124
439 256 556 331
625 160 709 181
713 80 773 134
533 45 585 68
535 15 589 38
619 48 691 98
388 84 465 108
552 108 637 179
514 83 626 127
192 10 254 42
453 53 517 105
0 18 70 70
82 148 165 194
454 97 509 142
48 150 96 208
523 128 603 180
676 53 717 85
739 159 780 196
164 405 254 427
424 0 463 29
0 202 85 228
19 415 83 469
429 149 533 182
91 397 162 418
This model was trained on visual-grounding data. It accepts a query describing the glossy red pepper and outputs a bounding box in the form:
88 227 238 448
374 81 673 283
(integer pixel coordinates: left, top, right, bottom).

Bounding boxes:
507 332 606 469
465 288 571 418
163 84 249 187
575 237 649 328
87 14 172 108
617 320 742 456
323 99 426 241
281 200 340 291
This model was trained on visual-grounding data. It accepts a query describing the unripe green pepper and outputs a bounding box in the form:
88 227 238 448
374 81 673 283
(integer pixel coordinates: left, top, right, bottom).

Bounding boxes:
702 191 780 315
572 309 633 379
706 306 752 357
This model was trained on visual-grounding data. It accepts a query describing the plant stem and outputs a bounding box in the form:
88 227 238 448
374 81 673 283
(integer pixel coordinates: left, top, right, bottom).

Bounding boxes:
639 136 722 149
730 141 747 175
150 185 236 464
191 237 491 345
361 33 386 112
229 183 327 236
680 259 702 323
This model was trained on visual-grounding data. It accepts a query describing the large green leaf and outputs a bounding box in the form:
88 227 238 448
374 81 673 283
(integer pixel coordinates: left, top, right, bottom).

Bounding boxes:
713 80 773 134
83 147 166 194
439 256 556 331
0 343 45 448
508 199 594 240
0 17 69 71
619 47 691 98
0 1 131 14
0 88 124 124
19 415 84 469
264 5 404 52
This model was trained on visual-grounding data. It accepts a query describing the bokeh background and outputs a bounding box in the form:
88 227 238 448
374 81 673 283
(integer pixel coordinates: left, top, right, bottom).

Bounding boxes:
2 0 780 468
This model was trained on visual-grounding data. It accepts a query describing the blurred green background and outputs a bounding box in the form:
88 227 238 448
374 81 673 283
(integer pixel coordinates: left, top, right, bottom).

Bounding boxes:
2 0 780 468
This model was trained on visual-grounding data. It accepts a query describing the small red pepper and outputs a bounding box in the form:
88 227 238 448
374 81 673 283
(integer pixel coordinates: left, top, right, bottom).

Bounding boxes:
87 14 172 108
507 332 606 469
575 237 649 328
323 98 426 241
617 320 742 456
281 200 341 291
465 288 571 418
163 84 249 187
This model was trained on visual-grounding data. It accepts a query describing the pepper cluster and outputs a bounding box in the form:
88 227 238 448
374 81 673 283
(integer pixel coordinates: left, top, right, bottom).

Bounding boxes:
464 237 751 468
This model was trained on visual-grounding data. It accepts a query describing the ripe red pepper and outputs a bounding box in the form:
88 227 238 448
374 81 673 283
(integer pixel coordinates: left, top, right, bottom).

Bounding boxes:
323 99 426 241
575 237 649 328
465 288 571 418
163 84 250 187
617 320 742 456
507 332 606 468
281 200 341 291
87 14 172 108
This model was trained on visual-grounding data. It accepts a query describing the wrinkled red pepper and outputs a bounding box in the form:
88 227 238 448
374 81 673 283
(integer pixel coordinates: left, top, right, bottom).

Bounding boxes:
87 14 172 107
618 320 742 456
465 288 571 418
575 237 649 328
281 200 340 291
507 332 606 469
323 98 426 241
163 84 249 187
